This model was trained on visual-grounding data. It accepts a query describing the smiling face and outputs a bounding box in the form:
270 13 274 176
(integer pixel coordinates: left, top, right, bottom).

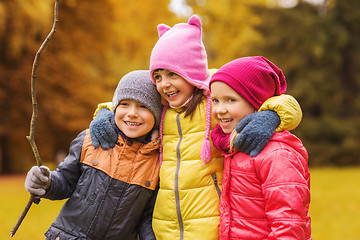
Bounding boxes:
210 81 256 134
153 69 194 108
114 99 155 139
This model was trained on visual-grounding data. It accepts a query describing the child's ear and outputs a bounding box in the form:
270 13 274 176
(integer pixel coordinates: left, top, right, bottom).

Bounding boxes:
157 24 171 37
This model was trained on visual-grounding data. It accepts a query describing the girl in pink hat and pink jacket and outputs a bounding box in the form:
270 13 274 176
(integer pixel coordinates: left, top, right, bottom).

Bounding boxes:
210 56 311 239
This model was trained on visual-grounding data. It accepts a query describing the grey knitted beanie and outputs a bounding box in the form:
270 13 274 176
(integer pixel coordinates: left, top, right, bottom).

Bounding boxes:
112 70 163 129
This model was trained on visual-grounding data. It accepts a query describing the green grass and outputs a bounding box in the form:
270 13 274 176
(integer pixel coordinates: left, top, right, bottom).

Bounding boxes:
1 168 360 239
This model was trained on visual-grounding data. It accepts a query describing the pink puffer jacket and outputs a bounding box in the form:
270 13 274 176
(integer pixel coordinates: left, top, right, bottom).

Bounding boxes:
220 131 311 240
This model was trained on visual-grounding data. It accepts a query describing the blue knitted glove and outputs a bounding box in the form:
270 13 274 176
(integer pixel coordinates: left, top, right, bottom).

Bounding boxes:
89 108 118 149
233 110 280 157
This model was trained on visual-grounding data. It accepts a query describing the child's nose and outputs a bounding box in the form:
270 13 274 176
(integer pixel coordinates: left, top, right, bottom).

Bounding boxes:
127 107 139 117
216 104 227 114
161 77 171 88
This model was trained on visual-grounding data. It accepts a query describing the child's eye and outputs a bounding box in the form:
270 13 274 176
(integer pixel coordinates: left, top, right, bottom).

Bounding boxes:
228 98 235 103
119 102 128 106
169 72 178 77
212 99 219 104
140 104 147 108
153 75 161 81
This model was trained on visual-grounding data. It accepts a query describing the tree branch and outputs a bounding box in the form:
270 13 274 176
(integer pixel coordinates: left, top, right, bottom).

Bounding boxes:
10 0 59 237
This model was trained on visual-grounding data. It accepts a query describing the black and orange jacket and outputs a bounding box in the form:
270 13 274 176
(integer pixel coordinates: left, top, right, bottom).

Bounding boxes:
43 129 160 240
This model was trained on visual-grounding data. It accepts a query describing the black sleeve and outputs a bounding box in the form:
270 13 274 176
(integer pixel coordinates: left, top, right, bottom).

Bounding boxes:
43 130 86 200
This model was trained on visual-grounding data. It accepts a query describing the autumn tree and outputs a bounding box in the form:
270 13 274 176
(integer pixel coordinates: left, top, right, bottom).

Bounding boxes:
188 0 360 166
0 0 178 173
0 1 53 173
3 0 359 170
244 0 360 166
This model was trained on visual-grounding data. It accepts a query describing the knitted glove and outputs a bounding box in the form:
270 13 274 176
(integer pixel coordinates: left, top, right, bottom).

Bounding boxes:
89 108 118 149
234 110 280 157
25 166 51 196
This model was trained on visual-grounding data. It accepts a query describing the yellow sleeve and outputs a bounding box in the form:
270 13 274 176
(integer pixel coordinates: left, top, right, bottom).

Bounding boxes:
258 94 302 132
93 102 113 119
209 68 218 77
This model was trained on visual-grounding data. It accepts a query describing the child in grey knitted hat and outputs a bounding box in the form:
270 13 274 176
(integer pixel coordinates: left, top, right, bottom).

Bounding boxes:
24 70 163 239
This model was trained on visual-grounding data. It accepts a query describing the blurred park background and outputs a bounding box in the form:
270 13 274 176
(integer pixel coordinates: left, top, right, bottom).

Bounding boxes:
1 0 360 239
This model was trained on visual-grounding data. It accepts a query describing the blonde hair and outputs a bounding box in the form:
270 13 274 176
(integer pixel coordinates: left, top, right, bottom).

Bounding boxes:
229 129 240 153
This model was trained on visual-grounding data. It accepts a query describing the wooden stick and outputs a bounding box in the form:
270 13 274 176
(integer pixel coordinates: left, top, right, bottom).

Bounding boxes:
10 0 59 237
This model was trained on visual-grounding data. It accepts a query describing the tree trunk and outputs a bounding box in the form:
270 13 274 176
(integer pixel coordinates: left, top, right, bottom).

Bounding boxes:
0 135 12 174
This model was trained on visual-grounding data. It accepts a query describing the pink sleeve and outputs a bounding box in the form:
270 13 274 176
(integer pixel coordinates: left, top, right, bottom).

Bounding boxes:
257 150 311 239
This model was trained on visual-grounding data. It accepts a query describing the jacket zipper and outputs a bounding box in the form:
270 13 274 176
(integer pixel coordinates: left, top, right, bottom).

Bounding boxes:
211 173 221 199
175 113 184 240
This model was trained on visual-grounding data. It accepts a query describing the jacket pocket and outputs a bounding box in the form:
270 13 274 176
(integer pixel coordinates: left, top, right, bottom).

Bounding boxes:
211 173 221 199
45 225 78 240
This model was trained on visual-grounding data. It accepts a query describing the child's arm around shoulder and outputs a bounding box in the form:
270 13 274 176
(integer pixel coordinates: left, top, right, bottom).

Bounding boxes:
233 94 302 157
258 94 302 132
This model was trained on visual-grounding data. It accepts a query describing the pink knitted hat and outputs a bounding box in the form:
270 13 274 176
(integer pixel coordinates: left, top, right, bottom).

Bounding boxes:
149 14 210 95
150 15 212 164
210 56 287 110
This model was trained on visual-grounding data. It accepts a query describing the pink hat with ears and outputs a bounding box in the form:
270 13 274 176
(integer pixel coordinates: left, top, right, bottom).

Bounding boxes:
149 14 210 95
150 15 213 165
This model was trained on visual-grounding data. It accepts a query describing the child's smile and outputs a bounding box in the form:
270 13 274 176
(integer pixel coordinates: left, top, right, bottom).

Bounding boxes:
165 90 180 98
124 121 143 127
217 117 234 132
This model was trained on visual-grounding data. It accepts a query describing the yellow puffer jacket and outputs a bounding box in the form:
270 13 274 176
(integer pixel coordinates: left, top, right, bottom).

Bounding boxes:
152 97 224 240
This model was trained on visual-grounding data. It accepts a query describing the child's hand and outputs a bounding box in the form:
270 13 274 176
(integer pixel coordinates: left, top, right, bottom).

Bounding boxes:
234 110 280 157
25 166 51 196
90 108 118 150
